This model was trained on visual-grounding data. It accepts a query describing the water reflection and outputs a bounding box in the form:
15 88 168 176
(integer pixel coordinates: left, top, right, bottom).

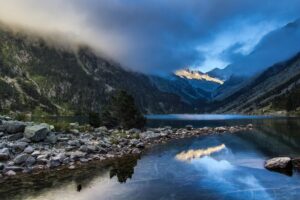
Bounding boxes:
176 144 226 161
2 117 300 199
110 155 139 183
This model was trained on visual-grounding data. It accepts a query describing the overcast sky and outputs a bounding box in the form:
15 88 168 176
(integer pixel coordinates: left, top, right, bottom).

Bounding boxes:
0 0 299 74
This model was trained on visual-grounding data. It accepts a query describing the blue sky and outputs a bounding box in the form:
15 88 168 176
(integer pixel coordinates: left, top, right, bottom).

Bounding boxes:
0 0 300 74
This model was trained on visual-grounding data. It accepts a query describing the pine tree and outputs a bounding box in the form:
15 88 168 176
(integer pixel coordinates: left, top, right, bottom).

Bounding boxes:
100 90 146 129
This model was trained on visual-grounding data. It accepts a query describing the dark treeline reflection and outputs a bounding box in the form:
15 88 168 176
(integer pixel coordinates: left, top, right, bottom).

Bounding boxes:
0 155 140 200
110 155 140 183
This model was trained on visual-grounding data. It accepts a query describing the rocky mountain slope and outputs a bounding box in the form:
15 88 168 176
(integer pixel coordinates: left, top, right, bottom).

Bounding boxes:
211 53 300 115
0 25 193 115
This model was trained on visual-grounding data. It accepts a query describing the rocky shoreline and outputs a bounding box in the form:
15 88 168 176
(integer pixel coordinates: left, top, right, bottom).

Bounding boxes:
0 116 254 181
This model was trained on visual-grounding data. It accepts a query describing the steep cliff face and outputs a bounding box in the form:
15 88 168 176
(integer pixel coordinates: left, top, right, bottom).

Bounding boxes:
0 26 192 115
211 53 300 115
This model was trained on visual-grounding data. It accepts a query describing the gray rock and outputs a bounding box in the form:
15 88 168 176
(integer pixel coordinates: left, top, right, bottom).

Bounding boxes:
14 153 29 165
69 122 79 129
65 146 77 152
11 142 28 152
79 158 88 163
36 155 48 165
24 146 35 154
25 156 36 166
24 125 49 142
18 138 31 143
5 166 23 172
69 151 85 161
0 148 10 161
52 153 66 162
265 157 292 171
70 129 79 135
7 132 23 141
0 163 4 170
45 133 57 144
139 131 161 140
48 159 61 168
79 145 88 152
31 150 41 156
132 148 141 154
95 126 108 132
5 170 16 176
68 165 75 170
4 122 26 134
0 132 4 137
98 147 107 154
128 128 141 134
62 157 70 164
292 158 300 169
136 142 145 149
68 140 80 147
22 168 33 174
185 125 193 130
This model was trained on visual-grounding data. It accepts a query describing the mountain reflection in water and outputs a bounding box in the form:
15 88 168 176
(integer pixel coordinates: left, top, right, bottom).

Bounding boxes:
176 144 226 161
3 116 300 200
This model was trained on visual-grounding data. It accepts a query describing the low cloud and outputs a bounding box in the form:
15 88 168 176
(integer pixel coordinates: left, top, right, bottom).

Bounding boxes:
0 0 299 74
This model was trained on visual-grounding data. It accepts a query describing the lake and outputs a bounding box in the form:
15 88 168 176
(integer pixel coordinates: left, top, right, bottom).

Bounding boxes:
2 114 300 200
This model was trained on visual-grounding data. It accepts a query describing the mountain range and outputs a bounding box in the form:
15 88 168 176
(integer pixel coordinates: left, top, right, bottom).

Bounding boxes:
1 19 300 116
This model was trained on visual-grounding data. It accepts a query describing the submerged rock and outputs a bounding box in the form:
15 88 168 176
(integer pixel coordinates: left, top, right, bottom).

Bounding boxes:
265 157 292 171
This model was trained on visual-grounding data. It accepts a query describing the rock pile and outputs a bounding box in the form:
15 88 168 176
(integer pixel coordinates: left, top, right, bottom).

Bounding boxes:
0 116 253 180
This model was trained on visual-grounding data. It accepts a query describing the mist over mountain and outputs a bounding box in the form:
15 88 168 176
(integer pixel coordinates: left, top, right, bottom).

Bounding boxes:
209 19 300 80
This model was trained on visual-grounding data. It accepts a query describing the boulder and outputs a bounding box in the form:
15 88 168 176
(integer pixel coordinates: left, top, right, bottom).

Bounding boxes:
4 122 26 134
24 125 49 142
265 157 292 171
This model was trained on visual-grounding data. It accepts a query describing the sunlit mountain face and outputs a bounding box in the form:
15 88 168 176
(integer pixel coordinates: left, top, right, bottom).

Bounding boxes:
175 69 224 85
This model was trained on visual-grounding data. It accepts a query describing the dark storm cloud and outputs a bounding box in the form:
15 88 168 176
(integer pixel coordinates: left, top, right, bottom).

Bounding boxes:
0 0 300 74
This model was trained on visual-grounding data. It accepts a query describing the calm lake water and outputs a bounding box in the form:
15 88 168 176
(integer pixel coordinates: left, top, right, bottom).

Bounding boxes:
2 114 300 200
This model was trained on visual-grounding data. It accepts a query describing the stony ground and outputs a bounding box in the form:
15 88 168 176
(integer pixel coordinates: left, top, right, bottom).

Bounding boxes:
0 116 253 180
